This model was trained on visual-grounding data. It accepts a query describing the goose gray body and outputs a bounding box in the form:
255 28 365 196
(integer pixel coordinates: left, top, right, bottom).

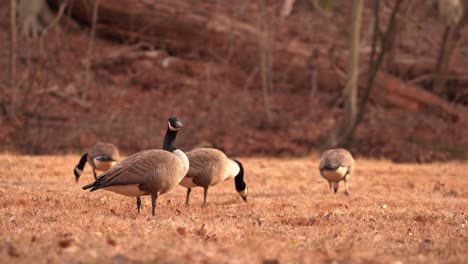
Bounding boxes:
83 117 188 216
74 142 120 182
180 148 247 207
86 150 188 196
87 142 120 171
319 148 355 195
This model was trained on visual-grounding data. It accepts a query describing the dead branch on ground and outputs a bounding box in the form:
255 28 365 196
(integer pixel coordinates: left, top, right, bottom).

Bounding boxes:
280 0 296 18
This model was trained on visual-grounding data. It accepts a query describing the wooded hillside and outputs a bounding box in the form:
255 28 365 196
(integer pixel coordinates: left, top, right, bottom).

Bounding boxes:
0 0 467 162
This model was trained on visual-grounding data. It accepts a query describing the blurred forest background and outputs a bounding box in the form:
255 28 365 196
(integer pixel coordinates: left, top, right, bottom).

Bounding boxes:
0 0 467 162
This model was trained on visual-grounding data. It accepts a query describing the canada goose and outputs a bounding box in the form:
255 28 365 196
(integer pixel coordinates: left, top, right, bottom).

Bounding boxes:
319 148 355 195
179 148 248 207
82 117 189 216
73 142 120 182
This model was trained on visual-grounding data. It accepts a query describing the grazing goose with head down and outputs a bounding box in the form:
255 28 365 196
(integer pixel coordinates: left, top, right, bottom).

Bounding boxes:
73 142 120 182
82 117 189 216
319 148 355 195
179 148 248 207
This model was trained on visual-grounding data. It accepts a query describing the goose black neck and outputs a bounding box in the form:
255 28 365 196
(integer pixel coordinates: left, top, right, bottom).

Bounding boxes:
76 153 88 170
233 159 246 191
162 127 178 152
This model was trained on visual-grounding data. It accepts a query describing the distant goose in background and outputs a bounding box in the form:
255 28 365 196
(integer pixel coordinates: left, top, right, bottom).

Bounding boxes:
179 148 248 207
82 117 189 216
74 142 120 182
319 148 355 195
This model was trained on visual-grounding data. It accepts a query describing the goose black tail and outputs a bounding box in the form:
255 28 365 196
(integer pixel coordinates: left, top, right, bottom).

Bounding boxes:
82 182 95 190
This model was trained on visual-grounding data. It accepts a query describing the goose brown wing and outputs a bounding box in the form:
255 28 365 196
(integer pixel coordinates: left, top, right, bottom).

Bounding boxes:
87 150 176 191
319 149 354 170
186 148 225 186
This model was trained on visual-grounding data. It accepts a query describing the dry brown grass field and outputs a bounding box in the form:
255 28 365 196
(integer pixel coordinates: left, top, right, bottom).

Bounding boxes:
0 154 467 264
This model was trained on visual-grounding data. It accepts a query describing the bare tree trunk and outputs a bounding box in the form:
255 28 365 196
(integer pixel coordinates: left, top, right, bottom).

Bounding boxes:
82 0 100 100
7 0 18 123
333 0 362 147
329 0 402 148
258 0 273 125
356 0 402 125
384 0 411 71
434 26 455 97
433 0 468 97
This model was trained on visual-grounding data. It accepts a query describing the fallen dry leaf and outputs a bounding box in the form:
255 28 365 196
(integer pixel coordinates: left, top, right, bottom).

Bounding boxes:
58 239 73 248
8 244 20 257
176 227 187 236
195 224 207 237
107 237 117 247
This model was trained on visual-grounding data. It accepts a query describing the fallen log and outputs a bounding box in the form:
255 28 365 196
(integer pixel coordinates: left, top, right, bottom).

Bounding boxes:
47 1 259 57
391 58 468 85
374 72 465 121
46 0 314 69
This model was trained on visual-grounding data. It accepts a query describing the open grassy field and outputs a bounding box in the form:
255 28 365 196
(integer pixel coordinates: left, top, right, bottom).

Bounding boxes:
0 154 467 263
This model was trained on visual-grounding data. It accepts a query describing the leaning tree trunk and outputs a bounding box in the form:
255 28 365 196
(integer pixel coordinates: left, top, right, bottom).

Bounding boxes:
5 0 18 124
433 0 468 98
332 0 362 147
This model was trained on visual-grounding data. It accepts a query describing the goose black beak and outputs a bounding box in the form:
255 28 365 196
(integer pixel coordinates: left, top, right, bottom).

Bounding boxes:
74 167 81 183
241 195 247 203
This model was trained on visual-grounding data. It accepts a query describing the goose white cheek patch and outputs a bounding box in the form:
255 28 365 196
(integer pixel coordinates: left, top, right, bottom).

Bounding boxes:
168 121 180 131
238 188 248 197
75 167 83 175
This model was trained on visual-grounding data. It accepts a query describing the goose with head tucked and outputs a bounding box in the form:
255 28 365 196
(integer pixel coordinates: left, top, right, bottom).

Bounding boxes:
179 148 248 207
82 117 189 216
73 142 120 182
319 148 355 195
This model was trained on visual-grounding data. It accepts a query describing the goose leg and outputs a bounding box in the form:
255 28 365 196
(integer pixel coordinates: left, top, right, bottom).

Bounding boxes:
344 175 350 196
186 188 191 207
202 187 208 208
329 181 338 194
136 197 142 214
151 193 158 216
93 169 97 180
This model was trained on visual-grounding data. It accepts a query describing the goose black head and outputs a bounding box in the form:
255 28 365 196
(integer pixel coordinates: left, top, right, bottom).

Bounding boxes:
233 159 248 202
168 116 183 131
74 167 82 182
74 153 88 183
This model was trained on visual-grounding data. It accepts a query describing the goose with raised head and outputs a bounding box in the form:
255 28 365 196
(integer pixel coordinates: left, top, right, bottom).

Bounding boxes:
73 142 120 182
179 148 248 207
319 148 355 195
82 117 189 216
